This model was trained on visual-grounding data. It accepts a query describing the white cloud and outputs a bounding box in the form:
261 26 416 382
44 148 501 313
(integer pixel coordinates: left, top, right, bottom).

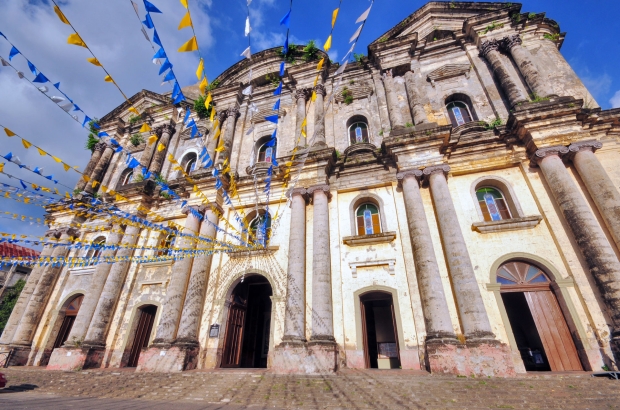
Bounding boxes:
580 72 612 101
611 90 620 108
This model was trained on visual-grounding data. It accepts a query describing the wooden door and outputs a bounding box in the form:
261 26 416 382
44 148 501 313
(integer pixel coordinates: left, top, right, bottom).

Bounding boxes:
360 300 370 369
221 304 246 367
53 316 76 349
127 306 156 367
524 291 582 371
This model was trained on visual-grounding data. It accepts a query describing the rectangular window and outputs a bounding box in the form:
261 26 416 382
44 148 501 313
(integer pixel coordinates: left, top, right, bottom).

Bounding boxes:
452 107 466 126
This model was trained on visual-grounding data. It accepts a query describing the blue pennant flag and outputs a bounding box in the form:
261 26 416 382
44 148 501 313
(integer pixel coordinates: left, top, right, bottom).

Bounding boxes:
163 69 175 82
33 167 42 174
215 179 222 189
53 82 61 89
172 92 185 104
171 82 181 98
92 122 100 129
142 13 154 29
264 114 278 124
19 180 26 189
199 147 207 158
273 82 282 96
73 104 81 112
159 58 172 75
184 107 191 124
143 0 162 13
32 72 49 83
8 46 19 61
0 31 5 39
272 158 279 167
273 99 280 110
280 9 291 27
190 124 198 138
128 158 140 169
152 29 163 48
279 62 285 77
82 116 92 128
203 158 213 168
3 152 12 161
153 48 166 59
27 61 37 76
109 138 119 146
265 137 276 147
283 37 289 55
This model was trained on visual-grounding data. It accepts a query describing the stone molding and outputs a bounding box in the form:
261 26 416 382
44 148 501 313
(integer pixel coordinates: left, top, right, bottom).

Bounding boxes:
343 231 397 247
216 110 228 123
564 140 603 161
529 146 570 167
423 164 450 177
472 215 543 233
348 259 396 278
313 84 327 97
396 169 423 188
205 203 224 217
426 64 471 87
154 124 176 137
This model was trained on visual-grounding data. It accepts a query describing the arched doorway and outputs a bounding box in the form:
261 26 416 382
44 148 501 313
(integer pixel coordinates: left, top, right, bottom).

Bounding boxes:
497 261 583 371
360 292 400 369
221 275 272 368
53 294 84 349
127 305 157 367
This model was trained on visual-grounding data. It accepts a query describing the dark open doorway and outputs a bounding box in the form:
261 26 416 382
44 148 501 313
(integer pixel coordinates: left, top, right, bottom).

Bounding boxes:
360 292 400 369
221 275 272 368
53 294 84 349
127 305 157 368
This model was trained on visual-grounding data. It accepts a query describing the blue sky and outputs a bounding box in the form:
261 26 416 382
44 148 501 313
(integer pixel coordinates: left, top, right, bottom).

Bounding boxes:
0 0 618 247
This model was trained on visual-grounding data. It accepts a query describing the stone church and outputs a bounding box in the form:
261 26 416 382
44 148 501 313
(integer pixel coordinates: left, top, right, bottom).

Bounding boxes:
1 2 619 377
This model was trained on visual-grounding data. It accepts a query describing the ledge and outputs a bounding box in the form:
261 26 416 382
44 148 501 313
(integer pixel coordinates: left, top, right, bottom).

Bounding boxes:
69 267 96 276
228 246 279 258
472 215 543 234
349 259 396 278
343 231 397 246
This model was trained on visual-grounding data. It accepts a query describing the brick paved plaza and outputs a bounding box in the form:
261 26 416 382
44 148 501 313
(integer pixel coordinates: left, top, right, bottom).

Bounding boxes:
1 368 619 409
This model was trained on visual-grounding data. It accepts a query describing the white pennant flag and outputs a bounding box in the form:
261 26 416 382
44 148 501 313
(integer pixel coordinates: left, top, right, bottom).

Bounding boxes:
59 101 73 112
38 86 49 93
249 102 258 113
242 85 253 95
342 44 355 62
356 5 372 23
335 61 348 76
349 24 363 43
247 0 252 5
17 71 24 79
245 16 252 36
51 96 65 103
241 46 251 59
0 57 8 66
141 27 150 42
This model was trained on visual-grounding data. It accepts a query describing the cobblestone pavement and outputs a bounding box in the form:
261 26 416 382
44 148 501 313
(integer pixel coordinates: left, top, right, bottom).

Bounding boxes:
1 367 619 409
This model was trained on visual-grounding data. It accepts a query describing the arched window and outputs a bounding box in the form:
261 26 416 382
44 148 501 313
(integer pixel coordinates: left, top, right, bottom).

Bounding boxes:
157 232 176 256
347 115 370 145
86 236 106 265
257 138 277 163
356 203 381 235
445 94 476 127
496 261 549 286
249 213 272 246
181 152 197 174
120 168 134 186
476 187 511 222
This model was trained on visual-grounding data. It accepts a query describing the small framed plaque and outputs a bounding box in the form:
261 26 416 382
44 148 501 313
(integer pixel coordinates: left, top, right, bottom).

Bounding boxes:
209 324 220 338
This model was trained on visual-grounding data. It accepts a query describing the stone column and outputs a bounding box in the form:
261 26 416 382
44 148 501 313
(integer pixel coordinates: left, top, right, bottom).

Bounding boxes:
566 141 620 252
533 147 620 351
84 144 115 194
0 231 58 346
140 126 161 170
176 206 220 343
82 224 142 349
425 165 495 341
62 227 124 345
216 107 240 167
282 188 308 343
404 70 428 125
75 142 106 191
11 228 79 347
397 171 456 341
295 89 308 145
312 85 327 147
503 34 555 98
479 40 528 107
151 206 203 346
307 184 334 342
148 124 176 175
383 73 405 130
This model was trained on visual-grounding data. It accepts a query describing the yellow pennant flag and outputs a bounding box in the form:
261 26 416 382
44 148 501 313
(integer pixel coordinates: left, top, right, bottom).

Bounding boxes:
104 75 114 83
83 175 90 182
65 191 70 198
87 57 102 66
215 143 224 153
37 147 46 156
62 163 71 171
0 163 3 173
100 185 108 193
180 0 188 8
148 135 158 145
213 126 221 141
210 107 216 122
67 33 87 48
22 139 32 149
115 194 123 201
178 36 198 52
178 12 192 30
128 107 140 115
317 57 325 71
332 8 339 28
3 128 16 137
92 180 99 188
41 187 51 193
323 35 332 52
157 142 166 152
52 156 62 163
311 90 317 102
54 5 70 25
204 93 212 109
301 118 307 138
199 77 208 95
139 123 151 133
196 58 204 80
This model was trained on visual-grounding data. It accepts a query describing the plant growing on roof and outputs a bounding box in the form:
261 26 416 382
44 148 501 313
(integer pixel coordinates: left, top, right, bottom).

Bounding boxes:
480 117 503 130
265 73 281 89
353 53 365 67
302 40 320 62
128 114 141 124
529 93 550 103
341 87 353 105
130 133 144 147
543 33 560 42
194 94 213 119
85 118 100 152
278 42 297 64
483 21 504 34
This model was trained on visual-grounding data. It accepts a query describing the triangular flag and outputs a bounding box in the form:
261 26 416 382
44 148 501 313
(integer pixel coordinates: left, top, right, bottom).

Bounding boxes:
21 139 32 149
317 57 325 71
178 36 198 52
204 93 212 109
199 77 208 94
332 8 339 28
280 9 291 27
62 163 70 171
178 11 192 30
157 143 166 152
52 156 62 163
241 46 251 59
139 123 151 133
37 147 46 156
54 5 70 25
67 33 87 48
104 75 114 83
196 58 204 80
148 135 158 145
180 0 188 8
87 57 102 66
8 46 20 61
128 107 140 115
4 128 15 137
32 73 49 83
144 0 162 13
350 25 363 43
245 16 251 36
323 35 332 52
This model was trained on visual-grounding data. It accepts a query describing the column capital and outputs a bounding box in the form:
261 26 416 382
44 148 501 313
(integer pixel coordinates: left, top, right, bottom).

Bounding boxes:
565 140 603 161
93 141 108 153
396 170 423 187
294 88 310 101
182 204 208 216
502 34 522 50
57 227 80 239
313 84 327 97
154 123 176 137
423 164 450 177
479 39 500 58
226 106 241 119
307 184 332 200
529 146 570 167
44 229 61 239
286 187 308 199
216 109 228 123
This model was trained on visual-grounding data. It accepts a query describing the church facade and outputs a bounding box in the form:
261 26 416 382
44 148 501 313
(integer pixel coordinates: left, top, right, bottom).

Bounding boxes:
2 2 620 376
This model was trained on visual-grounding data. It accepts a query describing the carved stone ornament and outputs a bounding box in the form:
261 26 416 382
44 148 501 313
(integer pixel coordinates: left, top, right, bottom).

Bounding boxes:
568 140 603 155
182 204 208 216
396 169 423 185
57 227 80 239
306 184 332 200
479 39 500 58
294 88 310 101
529 146 570 167
286 187 308 203
216 110 229 123
226 106 241 119
93 141 108 152
313 84 327 97
45 229 61 239
422 164 451 177
427 64 472 88
502 34 523 50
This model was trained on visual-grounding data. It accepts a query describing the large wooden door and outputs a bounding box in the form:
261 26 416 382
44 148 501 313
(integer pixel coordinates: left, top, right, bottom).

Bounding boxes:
127 305 157 367
53 295 84 349
525 291 582 371
221 304 246 367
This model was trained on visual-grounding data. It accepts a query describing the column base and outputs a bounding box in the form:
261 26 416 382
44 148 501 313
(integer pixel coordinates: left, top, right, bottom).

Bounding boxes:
0 345 31 367
426 339 516 377
271 341 338 374
46 346 105 371
136 343 200 373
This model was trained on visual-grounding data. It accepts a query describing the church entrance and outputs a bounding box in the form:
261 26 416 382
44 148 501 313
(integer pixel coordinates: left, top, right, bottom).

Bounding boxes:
498 261 582 371
221 275 272 368
360 292 401 369
127 305 157 367
53 294 84 349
